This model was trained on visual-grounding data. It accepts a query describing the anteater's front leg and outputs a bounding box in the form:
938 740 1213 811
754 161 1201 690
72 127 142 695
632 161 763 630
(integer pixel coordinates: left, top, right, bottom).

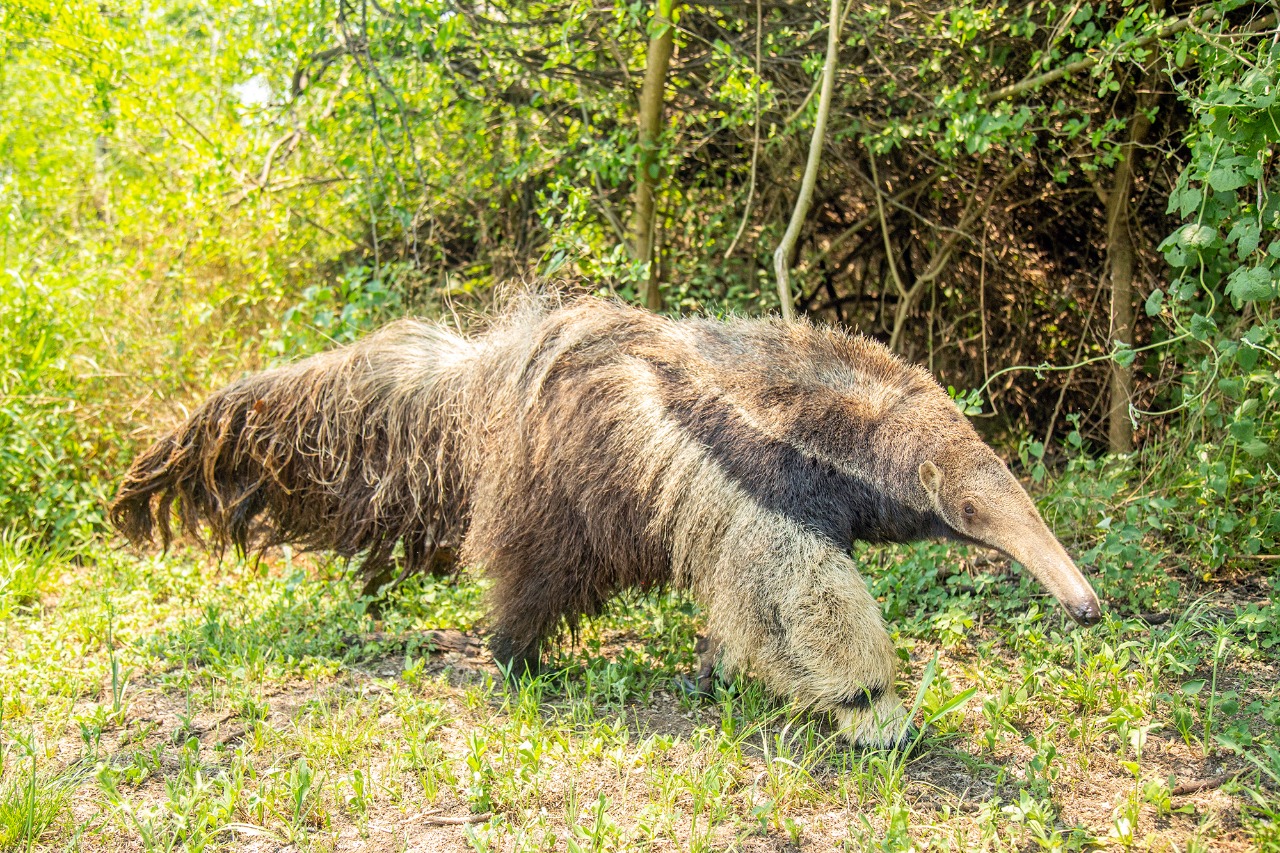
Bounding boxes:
787 583 911 750
831 683 914 750
707 536 913 749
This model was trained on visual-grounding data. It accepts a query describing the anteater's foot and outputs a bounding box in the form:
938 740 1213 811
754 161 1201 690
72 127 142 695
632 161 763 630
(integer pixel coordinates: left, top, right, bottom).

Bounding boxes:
672 673 709 699
838 695 918 751
360 565 397 618
888 724 921 753
488 633 542 683
671 669 732 700
359 546 457 616
674 633 728 700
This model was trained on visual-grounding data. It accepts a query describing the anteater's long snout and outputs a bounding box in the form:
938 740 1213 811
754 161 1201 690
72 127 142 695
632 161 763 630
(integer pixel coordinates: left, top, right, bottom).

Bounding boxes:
1003 527 1102 627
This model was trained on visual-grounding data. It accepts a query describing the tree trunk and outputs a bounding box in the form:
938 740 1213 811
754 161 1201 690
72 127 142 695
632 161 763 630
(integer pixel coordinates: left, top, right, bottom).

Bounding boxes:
634 0 675 312
1104 89 1155 454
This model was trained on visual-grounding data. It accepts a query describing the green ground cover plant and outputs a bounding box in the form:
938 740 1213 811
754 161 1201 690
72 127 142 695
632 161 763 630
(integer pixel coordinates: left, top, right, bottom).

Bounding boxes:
1 512 1279 850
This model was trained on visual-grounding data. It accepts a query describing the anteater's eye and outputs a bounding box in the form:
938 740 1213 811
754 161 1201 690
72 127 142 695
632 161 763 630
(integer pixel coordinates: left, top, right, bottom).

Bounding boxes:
962 502 977 518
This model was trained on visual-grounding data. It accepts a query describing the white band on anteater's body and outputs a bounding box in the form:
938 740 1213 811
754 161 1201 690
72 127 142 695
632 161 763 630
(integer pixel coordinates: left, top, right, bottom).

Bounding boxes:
111 291 1100 749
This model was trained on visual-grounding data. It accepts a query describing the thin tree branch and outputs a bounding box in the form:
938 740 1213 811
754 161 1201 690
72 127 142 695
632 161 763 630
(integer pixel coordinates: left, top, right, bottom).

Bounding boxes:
773 0 842 321
1043 271 1107 449
805 172 939 268
978 4 1222 107
869 153 907 300
884 160 1028 353
259 129 302 188
722 0 764 262
782 0 855 124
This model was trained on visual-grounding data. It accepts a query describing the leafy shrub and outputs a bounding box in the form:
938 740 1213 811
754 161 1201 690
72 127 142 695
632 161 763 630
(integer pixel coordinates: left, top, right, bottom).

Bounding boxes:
272 263 409 357
0 531 60 620
0 275 105 546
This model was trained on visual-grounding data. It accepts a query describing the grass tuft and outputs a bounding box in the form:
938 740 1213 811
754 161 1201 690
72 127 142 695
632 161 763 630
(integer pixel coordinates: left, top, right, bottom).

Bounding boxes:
0 755 81 850
0 533 60 619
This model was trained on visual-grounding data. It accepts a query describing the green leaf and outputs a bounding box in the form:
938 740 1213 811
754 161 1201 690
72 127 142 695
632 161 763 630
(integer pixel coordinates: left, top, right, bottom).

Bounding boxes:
1179 223 1217 249
1229 419 1255 443
1242 439 1271 458
1226 265 1274 304
1169 185 1202 218
1144 288 1165 316
1207 164 1248 193
1214 732 1245 754
1237 342 1260 371
925 687 978 725
1228 219 1262 258
1190 314 1217 341
1163 241 1189 267
1219 377 1244 397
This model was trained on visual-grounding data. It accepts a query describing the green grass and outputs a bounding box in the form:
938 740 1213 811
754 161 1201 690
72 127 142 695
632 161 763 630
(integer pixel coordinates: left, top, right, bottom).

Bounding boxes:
0 754 81 850
1 534 1279 851
0 533 60 622
1 2 1276 846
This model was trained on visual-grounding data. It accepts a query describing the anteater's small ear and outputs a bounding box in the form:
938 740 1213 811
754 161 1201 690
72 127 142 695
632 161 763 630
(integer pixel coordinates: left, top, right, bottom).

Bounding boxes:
918 460 943 499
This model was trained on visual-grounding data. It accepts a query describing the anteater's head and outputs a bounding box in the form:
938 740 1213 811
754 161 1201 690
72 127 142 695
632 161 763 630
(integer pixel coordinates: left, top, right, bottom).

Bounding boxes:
917 445 1102 626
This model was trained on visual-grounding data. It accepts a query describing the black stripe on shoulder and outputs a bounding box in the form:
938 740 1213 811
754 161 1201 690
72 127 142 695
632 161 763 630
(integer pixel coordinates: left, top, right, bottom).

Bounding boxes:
645 359 944 546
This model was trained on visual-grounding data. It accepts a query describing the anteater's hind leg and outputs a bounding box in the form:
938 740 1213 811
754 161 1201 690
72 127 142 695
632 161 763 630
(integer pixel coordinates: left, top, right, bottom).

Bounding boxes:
673 633 726 699
484 561 583 680
695 634 723 695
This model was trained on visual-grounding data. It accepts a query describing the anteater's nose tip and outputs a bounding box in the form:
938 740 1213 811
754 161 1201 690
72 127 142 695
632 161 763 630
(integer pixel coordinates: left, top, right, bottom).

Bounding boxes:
1072 599 1102 626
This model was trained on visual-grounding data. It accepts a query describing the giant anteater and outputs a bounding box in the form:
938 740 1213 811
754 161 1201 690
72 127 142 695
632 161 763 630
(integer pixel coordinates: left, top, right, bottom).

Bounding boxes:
111 293 1101 747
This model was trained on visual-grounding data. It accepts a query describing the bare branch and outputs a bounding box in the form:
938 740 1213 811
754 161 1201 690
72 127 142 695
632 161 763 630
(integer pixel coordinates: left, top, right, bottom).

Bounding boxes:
722 0 764 262
869 154 907 300
773 0 842 321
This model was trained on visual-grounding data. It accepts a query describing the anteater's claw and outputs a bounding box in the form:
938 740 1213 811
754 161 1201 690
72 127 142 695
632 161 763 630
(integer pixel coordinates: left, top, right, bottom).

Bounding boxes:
846 701 921 752
672 673 713 700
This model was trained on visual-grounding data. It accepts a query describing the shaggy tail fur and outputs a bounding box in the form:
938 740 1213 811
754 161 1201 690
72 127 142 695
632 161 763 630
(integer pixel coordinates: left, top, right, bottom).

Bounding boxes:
110 319 476 588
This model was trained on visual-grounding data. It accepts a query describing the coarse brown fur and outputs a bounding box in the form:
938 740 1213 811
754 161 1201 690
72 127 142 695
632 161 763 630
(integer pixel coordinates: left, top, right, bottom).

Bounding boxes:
112 292 1100 747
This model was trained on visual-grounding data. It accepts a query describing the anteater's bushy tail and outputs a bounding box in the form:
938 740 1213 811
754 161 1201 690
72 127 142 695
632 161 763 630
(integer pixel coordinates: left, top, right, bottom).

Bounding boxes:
109 318 477 582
